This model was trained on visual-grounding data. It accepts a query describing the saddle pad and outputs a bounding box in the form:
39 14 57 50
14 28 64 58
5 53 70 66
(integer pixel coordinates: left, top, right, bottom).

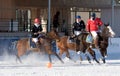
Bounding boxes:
30 38 36 48
86 34 93 43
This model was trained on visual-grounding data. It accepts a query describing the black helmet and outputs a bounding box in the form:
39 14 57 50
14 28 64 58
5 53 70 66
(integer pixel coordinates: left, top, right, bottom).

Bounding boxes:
91 13 96 18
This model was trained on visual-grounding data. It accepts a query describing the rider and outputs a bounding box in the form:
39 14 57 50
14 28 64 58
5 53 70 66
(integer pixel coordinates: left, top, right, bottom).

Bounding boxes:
32 18 43 47
71 15 85 44
86 12 103 48
72 15 86 36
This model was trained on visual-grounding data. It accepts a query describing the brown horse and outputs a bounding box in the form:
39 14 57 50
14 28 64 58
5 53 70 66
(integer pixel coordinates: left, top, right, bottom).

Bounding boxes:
98 23 115 63
48 29 100 63
16 30 64 63
77 23 115 63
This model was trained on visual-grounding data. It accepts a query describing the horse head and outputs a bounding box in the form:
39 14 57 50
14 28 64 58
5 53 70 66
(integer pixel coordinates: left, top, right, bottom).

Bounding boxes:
47 29 60 40
102 23 115 38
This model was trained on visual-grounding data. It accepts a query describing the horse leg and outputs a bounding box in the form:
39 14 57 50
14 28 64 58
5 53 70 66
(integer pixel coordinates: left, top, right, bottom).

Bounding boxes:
66 50 76 62
16 55 22 63
84 52 91 63
105 48 108 58
100 48 106 63
78 52 83 62
79 54 83 61
88 47 100 64
53 52 64 63
59 49 64 57
76 47 83 62
66 50 71 59
48 54 52 63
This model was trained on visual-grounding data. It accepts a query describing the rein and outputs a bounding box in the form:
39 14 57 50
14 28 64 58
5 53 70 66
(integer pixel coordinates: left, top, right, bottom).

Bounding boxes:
109 37 112 45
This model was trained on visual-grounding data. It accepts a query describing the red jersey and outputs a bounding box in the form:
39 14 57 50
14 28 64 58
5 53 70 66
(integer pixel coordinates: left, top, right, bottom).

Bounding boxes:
86 18 103 32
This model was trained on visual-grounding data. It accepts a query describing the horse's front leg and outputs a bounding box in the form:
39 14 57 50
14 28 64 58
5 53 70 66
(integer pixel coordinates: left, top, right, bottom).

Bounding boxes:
16 54 22 63
105 48 108 58
52 52 64 63
88 47 100 64
77 51 83 62
100 48 106 63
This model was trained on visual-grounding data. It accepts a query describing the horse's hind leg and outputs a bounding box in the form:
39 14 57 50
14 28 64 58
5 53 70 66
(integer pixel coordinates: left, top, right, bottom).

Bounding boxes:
88 47 99 64
100 48 106 63
79 52 83 62
66 50 76 62
16 55 22 63
48 54 52 63
53 52 64 63
84 52 91 63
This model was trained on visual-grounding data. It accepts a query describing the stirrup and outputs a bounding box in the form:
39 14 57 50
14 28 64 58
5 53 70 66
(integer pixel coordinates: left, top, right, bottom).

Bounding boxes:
90 45 92 48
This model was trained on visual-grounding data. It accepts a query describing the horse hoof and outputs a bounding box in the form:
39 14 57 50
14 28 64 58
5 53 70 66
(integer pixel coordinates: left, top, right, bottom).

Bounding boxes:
105 55 108 58
77 51 81 54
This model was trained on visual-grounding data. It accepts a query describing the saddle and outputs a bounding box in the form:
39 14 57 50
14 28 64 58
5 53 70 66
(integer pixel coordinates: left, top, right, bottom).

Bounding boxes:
30 33 46 48
86 32 103 48
30 38 37 48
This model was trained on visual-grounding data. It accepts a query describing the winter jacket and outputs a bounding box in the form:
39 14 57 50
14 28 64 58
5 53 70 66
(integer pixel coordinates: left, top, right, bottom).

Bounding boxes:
72 20 85 34
32 24 43 38
86 18 103 32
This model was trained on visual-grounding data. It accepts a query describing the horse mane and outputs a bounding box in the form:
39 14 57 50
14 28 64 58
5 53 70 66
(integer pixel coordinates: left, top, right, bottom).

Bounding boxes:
101 23 110 38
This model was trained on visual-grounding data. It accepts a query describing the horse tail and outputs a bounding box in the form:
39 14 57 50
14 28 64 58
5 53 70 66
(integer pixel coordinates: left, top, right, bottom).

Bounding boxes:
10 40 18 56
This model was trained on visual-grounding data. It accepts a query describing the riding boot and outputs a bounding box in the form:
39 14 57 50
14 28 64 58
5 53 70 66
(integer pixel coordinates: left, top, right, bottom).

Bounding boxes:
76 38 80 45
94 37 99 49
70 35 76 42
36 41 40 48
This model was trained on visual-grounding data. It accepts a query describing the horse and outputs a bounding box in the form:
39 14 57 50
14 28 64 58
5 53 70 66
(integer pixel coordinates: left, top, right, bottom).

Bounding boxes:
48 29 100 63
16 30 64 64
98 23 115 63
77 23 115 63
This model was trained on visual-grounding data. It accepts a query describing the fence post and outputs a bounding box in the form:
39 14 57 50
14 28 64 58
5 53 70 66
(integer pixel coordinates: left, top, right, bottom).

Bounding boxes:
11 19 13 32
29 19 32 32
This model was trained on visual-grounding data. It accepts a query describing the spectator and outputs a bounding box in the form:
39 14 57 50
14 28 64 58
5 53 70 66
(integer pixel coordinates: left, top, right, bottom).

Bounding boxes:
53 11 60 31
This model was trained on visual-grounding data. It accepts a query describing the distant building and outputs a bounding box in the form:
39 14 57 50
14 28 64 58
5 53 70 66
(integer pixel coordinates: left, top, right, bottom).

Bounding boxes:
0 0 120 37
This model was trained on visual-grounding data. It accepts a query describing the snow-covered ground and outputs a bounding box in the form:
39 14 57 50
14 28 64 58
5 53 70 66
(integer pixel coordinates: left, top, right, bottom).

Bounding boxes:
0 38 120 76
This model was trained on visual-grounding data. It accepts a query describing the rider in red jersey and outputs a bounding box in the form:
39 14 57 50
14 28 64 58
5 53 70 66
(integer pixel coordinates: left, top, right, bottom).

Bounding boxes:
86 13 103 48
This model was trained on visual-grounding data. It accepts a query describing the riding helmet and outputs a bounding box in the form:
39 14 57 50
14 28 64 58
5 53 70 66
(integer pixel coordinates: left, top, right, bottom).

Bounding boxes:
34 18 40 24
91 13 96 18
75 15 81 19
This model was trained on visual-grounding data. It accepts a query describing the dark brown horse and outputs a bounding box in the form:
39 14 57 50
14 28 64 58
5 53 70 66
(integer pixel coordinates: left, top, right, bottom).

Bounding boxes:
98 23 115 63
49 24 115 64
16 30 64 64
77 23 115 63
48 29 100 63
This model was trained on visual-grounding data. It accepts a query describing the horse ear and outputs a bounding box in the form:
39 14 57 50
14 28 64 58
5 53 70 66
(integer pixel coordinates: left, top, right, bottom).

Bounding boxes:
104 23 107 26
104 23 109 26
